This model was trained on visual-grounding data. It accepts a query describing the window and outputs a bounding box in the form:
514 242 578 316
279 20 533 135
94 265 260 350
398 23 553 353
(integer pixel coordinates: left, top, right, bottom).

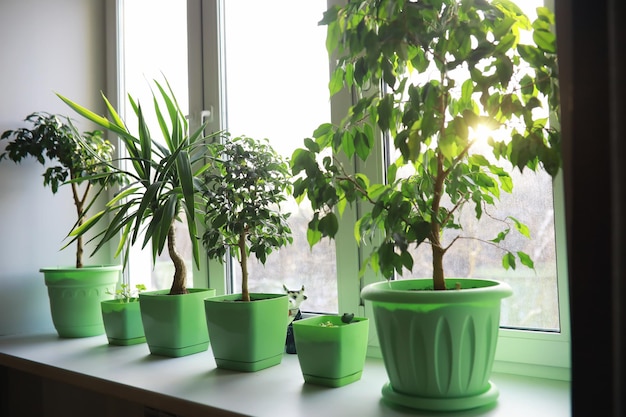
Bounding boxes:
221 0 337 313
115 0 570 380
117 0 192 291
392 1 560 332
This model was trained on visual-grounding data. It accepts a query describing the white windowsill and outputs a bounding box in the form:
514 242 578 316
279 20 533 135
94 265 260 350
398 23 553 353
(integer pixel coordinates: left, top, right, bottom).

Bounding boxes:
0 333 570 417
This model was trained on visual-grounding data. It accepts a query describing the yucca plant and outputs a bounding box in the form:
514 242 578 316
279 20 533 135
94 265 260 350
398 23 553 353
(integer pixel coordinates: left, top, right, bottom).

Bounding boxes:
0 112 122 268
291 0 560 290
57 79 215 295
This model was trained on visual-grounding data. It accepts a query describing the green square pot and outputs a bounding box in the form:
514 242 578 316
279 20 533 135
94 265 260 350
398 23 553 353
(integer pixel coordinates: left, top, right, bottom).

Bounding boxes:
204 293 288 372
101 299 145 346
41 265 121 338
293 315 369 387
139 288 215 357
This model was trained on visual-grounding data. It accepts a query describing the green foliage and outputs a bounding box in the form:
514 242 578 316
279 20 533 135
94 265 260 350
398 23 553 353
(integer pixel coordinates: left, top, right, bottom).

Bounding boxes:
293 0 560 289
0 112 115 192
58 79 216 294
0 112 123 267
107 283 147 303
201 135 293 302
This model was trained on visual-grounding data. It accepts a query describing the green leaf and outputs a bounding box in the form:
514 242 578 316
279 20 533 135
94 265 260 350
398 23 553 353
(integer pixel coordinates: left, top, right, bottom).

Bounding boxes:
341 130 356 158
509 216 531 238
329 67 345 96
439 132 458 160
306 226 322 248
354 130 371 161
533 29 556 53
502 252 516 270
377 94 393 132
387 162 398 183
400 251 414 271
517 251 535 269
319 212 339 238
490 228 510 244
69 210 106 237
304 138 320 153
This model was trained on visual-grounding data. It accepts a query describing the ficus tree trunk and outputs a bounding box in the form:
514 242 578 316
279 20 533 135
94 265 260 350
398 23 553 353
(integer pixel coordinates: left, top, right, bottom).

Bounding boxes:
168 222 188 295
431 152 447 291
238 229 250 302
70 179 91 269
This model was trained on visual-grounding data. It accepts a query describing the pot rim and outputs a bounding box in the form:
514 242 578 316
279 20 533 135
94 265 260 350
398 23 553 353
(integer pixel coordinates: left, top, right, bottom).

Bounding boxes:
40 265 122 273
361 278 513 304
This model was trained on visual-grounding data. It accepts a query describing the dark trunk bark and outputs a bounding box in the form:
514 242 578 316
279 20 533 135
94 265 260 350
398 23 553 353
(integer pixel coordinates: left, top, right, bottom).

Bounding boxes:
238 230 250 302
71 180 89 269
431 152 446 290
168 222 188 295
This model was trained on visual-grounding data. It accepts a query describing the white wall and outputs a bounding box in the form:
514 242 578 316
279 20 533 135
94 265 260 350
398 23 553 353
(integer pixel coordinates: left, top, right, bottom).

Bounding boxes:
0 0 109 335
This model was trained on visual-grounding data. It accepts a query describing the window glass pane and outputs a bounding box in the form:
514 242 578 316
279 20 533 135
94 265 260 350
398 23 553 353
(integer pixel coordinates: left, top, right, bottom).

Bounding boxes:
390 0 560 331
119 0 191 291
223 0 337 313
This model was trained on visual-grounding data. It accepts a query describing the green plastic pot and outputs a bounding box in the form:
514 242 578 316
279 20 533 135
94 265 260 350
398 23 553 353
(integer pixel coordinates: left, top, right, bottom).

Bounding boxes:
293 315 369 387
41 265 121 338
101 299 145 346
139 288 215 357
204 293 288 372
361 278 512 412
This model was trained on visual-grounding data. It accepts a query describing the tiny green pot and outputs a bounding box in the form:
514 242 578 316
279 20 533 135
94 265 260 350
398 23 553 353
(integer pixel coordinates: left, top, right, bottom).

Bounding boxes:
139 288 215 357
204 293 288 372
101 299 145 346
41 265 121 338
361 278 512 412
293 315 369 387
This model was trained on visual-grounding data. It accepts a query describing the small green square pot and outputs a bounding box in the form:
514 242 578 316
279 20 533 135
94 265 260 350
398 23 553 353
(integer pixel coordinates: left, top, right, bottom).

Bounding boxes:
204 293 288 372
293 315 369 387
139 288 215 357
101 299 145 346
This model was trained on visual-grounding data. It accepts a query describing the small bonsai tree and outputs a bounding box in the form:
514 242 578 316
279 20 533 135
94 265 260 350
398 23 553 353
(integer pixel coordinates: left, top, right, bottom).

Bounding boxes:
201 135 293 302
0 112 122 268
58 79 216 295
291 0 560 290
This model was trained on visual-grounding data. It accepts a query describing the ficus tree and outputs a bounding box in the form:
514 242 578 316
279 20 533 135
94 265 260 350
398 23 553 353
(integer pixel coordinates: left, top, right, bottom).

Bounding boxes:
0 112 122 268
201 135 293 302
291 0 560 290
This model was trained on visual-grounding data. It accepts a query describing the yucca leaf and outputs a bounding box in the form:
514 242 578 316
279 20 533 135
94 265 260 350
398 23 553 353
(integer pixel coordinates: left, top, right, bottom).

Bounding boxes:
132 182 161 243
135 105 152 181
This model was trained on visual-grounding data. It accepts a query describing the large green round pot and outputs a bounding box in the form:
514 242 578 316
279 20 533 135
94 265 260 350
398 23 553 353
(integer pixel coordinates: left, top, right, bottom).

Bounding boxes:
361 278 512 412
41 265 121 338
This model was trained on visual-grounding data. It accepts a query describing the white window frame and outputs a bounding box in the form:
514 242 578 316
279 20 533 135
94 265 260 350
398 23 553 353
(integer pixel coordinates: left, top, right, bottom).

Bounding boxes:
111 0 570 381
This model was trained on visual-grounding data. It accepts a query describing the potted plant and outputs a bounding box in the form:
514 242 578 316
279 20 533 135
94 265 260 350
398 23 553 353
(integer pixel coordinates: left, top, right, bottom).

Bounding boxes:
201 135 293 372
101 283 147 346
58 79 217 357
291 0 560 411
293 313 369 387
0 112 124 338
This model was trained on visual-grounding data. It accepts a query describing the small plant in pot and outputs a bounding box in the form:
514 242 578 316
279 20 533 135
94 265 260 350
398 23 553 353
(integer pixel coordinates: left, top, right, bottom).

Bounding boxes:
291 0 560 411
293 312 369 388
0 112 124 338
201 135 293 372
101 283 147 346
58 78 219 356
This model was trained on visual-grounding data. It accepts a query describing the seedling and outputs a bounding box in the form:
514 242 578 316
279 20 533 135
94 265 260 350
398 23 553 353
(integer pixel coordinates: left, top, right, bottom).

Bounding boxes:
107 283 147 303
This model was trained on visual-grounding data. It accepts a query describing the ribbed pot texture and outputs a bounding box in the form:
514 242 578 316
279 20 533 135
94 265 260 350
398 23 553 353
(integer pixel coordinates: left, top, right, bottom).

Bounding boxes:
362 278 512 399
